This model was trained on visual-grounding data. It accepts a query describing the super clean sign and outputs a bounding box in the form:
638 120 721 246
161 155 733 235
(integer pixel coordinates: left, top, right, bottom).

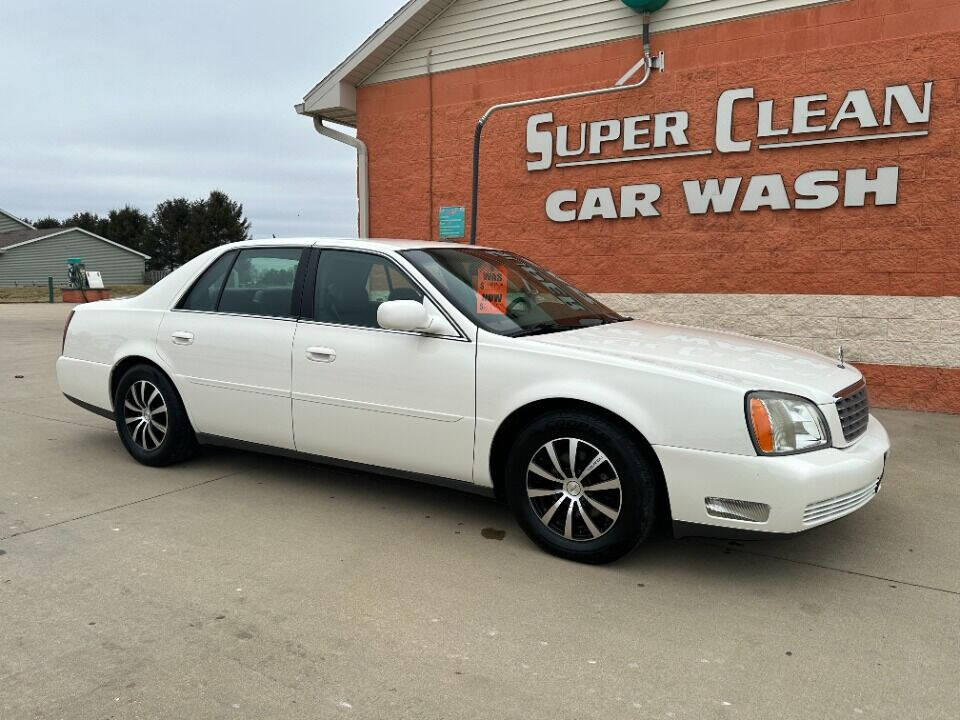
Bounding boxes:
525 81 932 221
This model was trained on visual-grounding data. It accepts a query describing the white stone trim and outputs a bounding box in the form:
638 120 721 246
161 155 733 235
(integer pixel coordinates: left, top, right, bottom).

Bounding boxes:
593 293 960 368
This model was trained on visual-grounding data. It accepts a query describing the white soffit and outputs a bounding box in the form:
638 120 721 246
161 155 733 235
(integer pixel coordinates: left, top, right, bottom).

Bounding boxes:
300 0 836 126
300 0 454 125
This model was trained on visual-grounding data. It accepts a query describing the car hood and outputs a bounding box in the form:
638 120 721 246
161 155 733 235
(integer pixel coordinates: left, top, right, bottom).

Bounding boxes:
526 319 862 404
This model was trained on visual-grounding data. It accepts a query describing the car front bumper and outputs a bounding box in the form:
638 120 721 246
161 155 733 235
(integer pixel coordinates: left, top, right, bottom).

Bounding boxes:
654 416 890 536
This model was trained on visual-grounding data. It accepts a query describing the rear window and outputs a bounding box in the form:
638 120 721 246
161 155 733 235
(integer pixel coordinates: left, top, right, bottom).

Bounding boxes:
217 248 304 318
178 251 235 312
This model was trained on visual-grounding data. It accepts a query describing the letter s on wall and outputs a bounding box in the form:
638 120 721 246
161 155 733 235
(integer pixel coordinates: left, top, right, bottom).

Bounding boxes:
526 112 555 171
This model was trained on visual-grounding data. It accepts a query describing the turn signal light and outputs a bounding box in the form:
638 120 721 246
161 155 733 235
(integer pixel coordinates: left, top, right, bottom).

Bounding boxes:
749 396 775 453
745 391 830 455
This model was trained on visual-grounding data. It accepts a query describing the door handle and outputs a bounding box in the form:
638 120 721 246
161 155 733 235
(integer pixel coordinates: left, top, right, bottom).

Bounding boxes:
171 331 194 345
306 346 336 363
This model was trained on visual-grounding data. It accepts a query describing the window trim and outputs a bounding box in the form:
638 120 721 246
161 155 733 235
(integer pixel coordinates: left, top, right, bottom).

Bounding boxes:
213 250 241 311
301 246 470 342
171 245 310 321
174 249 238 313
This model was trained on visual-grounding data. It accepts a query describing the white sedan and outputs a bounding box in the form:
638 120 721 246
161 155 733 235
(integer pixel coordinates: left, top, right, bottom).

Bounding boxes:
57 238 889 563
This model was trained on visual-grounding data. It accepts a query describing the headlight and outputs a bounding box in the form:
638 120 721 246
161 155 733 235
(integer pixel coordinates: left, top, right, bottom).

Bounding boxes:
746 391 830 455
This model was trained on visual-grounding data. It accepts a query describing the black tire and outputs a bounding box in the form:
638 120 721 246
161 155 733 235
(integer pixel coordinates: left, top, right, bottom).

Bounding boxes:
505 411 659 564
114 364 198 467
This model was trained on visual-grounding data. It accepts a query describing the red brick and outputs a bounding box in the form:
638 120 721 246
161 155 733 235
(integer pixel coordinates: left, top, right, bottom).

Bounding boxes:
354 0 960 361
856 364 960 413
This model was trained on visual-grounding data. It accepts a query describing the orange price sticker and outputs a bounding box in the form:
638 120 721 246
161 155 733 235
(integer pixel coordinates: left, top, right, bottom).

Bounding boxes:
476 264 508 314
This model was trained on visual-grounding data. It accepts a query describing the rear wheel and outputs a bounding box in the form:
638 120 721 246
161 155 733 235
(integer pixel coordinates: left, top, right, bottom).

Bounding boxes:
505 411 659 564
114 364 197 466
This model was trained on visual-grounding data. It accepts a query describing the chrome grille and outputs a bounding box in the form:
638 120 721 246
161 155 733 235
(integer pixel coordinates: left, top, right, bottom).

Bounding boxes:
836 382 869 442
803 480 880 524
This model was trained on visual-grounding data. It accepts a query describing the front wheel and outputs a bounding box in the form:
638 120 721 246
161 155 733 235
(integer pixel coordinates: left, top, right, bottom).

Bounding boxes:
114 364 197 466
505 411 659 564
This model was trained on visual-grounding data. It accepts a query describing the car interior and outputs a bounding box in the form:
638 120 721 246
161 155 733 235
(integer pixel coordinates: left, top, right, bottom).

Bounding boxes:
314 250 423 328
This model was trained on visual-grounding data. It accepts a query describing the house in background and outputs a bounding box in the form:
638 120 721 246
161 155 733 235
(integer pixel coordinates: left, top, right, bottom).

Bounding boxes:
0 207 148 286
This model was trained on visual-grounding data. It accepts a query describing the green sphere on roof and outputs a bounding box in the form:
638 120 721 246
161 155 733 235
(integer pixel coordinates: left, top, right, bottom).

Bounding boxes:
621 0 670 12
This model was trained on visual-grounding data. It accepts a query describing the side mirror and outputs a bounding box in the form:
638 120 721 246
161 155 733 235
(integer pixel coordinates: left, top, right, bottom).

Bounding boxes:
377 300 432 333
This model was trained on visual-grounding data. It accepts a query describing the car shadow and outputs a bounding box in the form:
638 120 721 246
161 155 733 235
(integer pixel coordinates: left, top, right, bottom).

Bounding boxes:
193 443 874 590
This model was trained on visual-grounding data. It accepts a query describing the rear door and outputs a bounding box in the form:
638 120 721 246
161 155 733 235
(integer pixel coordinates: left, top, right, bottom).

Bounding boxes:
291 248 476 482
157 246 309 450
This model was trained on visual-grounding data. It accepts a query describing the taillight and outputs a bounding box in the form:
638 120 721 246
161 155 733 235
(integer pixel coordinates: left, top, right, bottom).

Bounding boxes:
62 310 75 355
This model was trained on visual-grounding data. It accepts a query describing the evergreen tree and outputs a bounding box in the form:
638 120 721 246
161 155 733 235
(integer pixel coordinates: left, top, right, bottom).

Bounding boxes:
30 191 252 269
63 212 109 237
105 206 151 255
145 198 192 270
183 190 251 261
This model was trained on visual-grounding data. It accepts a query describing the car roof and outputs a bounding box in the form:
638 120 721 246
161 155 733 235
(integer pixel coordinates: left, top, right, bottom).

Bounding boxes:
229 237 494 252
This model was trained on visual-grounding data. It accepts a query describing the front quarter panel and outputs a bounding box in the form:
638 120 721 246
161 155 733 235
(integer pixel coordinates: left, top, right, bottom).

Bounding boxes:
473 328 755 487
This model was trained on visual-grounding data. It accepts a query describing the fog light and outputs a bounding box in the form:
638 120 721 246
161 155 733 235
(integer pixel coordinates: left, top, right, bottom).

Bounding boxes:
705 497 770 523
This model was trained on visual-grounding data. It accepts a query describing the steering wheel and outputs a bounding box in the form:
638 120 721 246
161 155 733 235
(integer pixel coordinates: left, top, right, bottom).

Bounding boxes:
507 296 531 318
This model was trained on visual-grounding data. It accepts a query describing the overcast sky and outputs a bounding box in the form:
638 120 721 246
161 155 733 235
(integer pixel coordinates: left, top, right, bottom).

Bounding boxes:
1 0 404 238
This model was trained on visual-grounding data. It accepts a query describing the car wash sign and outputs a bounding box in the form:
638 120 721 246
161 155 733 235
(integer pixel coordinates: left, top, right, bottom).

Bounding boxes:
525 82 933 222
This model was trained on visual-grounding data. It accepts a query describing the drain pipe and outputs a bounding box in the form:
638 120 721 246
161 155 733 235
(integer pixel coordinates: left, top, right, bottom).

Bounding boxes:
310 115 369 238
468 16 663 245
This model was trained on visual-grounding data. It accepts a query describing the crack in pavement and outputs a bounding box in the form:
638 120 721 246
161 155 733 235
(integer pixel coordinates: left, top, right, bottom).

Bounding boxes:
0 470 245 541
696 540 960 596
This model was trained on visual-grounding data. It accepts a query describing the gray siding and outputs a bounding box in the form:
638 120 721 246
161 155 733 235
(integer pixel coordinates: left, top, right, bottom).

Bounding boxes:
364 0 832 84
0 230 145 287
0 211 30 234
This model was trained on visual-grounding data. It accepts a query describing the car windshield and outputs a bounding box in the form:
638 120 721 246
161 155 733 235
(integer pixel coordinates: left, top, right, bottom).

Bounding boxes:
401 247 628 336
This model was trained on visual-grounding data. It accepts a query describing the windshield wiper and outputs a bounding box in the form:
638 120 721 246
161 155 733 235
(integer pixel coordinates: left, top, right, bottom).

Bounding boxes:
510 316 630 336
509 322 576 338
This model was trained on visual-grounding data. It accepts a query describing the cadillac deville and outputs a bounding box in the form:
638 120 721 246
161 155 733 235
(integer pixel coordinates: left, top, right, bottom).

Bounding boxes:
57 239 889 563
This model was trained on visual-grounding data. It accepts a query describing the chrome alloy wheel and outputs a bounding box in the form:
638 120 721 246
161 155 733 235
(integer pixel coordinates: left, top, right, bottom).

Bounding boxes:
526 437 622 542
123 380 168 451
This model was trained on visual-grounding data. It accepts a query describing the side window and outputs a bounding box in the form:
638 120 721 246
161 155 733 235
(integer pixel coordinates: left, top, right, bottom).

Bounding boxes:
178 251 236 311
314 250 423 328
386 265 420 301
217 248 303 318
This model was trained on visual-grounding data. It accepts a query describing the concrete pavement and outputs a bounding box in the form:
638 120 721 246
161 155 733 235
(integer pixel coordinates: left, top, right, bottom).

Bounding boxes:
1 303 958 719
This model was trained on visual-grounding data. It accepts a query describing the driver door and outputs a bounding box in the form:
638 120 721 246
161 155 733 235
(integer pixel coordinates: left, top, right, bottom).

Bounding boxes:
291 249 477 483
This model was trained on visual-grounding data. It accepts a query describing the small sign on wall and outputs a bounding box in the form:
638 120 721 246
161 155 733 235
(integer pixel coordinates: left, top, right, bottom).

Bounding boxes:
438 206 465 238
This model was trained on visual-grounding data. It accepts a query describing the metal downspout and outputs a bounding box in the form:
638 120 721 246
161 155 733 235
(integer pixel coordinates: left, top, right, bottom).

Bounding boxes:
312 116 369 238
426 49 434 241
468 16 662 244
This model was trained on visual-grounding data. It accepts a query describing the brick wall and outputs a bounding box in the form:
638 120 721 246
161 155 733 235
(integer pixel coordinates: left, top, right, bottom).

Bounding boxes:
356 0 960 412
